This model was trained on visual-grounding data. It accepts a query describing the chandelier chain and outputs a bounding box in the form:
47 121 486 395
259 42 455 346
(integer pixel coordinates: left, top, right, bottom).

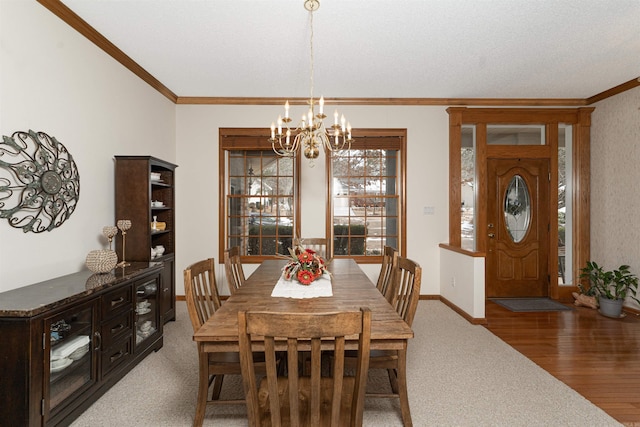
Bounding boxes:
309 7 314 104
268 0 353 165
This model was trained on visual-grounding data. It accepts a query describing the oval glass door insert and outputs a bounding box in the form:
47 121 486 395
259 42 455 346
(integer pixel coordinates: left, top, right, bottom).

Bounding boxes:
504 175 531 243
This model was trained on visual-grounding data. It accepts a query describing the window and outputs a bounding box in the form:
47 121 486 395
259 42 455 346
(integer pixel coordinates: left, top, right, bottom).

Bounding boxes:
220 129 300 260
558 123 572 285
487 125 545 145
330 130 406 261
461 125 476 251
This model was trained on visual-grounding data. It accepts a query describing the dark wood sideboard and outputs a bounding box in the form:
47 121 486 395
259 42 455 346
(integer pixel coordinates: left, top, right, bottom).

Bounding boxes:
0 263 165 426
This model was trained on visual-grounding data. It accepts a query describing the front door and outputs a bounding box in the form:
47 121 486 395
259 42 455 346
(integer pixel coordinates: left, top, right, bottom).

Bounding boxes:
486 158 550 298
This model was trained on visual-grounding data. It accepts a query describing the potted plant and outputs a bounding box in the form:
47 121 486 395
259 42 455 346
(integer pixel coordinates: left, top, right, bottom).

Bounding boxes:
579 261 639 318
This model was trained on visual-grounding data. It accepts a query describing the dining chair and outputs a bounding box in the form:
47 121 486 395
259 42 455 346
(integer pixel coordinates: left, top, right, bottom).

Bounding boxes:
224 246 245 295
366 255 422 424
294 237 328 260
386 256 422 328
183 258 250 424
376 245 398 298
238 308 371 427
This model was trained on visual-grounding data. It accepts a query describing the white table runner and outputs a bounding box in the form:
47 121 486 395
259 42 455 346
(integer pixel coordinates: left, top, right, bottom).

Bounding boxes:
271 273 333 298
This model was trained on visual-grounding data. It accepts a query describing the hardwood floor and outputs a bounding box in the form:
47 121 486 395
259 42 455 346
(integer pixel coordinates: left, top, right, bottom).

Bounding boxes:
484 300 640 426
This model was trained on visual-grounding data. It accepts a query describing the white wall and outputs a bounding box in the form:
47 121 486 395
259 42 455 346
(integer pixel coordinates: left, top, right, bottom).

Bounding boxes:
175 105 450 295
591 86 640 308
439 249 486 318
0 1 176 291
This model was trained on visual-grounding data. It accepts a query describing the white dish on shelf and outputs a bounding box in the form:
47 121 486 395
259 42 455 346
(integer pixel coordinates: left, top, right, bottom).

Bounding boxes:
51 358 73 373
136 307 151 315
138 327 155 338
69 344 89 361
51 335 90 360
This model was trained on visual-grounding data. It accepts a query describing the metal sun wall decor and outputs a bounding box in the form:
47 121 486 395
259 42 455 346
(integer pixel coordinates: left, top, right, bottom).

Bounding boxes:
0 130 80 233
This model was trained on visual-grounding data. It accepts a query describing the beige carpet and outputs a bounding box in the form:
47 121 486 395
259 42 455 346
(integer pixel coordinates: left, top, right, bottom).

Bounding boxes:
70 301 621 426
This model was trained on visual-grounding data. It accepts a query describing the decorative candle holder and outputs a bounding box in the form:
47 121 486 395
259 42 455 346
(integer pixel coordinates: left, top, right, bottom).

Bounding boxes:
102 226 118 250
116 219 132 267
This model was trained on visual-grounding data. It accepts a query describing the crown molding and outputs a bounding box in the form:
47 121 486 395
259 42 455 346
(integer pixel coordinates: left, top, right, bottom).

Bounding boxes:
36 0 178 103
586 77 640 105
176 97 587 106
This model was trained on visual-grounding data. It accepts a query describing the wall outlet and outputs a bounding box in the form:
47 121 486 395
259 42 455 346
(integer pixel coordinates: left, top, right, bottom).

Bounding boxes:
451 276 456 287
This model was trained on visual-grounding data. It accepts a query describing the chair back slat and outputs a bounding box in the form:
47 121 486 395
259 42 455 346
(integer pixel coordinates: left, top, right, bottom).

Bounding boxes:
388 256 422 327
377 245 398 297
238 309 371 427
224 246 246 295
183 258 221 333
294 237 328 260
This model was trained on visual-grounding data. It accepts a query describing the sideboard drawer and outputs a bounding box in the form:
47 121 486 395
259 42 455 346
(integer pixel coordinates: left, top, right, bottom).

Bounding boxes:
101 286 133 318
101 310 133 349
101 335 133 377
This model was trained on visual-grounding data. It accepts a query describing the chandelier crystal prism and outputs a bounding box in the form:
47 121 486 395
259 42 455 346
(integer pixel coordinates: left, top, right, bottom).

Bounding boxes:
269 0 353 164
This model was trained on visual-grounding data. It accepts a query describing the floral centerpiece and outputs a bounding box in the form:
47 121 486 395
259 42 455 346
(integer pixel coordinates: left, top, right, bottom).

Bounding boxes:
281 246 328 285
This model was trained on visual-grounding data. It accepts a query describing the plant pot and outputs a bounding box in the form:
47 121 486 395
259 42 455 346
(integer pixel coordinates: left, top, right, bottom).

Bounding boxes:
598 297 624 318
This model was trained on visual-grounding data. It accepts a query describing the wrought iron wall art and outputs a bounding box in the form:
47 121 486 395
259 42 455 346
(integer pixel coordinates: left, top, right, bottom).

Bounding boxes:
0 130 80 232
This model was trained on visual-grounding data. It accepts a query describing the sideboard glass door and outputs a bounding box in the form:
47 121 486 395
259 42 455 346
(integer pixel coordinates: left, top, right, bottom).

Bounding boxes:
45 299 98 420
135 277 160 349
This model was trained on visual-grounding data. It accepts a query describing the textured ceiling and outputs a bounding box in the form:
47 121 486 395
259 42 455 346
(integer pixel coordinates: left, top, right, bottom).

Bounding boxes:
58 0 640 100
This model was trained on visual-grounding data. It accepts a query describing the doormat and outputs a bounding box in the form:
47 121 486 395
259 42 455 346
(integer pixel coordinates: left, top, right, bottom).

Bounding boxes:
490 298 574 312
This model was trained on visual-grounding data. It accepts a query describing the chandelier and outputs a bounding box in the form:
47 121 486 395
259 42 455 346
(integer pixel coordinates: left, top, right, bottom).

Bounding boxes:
269 0 353 164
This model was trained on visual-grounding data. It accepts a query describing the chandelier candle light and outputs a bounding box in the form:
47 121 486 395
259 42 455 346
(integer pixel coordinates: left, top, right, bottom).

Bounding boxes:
269 0 353 165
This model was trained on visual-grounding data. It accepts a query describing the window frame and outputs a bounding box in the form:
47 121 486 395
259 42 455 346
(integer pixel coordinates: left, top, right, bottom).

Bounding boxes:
327 128 407 263
219 128 301 263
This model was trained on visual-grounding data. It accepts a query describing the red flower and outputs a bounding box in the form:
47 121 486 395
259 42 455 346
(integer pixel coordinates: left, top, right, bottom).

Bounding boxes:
298 252 312 263
297 269 315 285
298 270 316 285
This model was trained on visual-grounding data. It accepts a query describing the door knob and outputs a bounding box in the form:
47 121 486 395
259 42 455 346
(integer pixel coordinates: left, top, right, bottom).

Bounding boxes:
488 233 495 238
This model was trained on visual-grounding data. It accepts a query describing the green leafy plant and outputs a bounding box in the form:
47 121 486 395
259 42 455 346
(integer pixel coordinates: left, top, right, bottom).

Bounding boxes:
579 261 639 303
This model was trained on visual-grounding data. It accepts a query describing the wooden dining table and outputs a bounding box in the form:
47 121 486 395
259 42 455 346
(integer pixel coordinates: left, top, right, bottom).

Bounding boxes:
193 258 414 426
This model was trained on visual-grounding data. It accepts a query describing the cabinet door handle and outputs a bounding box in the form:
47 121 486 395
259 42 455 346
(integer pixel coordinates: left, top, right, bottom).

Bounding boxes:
93 331 102 351
110 350 125 362
111 323 124 334
110 297 124 307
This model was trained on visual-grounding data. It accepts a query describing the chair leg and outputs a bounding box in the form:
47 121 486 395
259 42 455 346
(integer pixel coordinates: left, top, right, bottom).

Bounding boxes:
211 374 224 400
194 349 208 427
387 368 399 394
397 347 413 427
